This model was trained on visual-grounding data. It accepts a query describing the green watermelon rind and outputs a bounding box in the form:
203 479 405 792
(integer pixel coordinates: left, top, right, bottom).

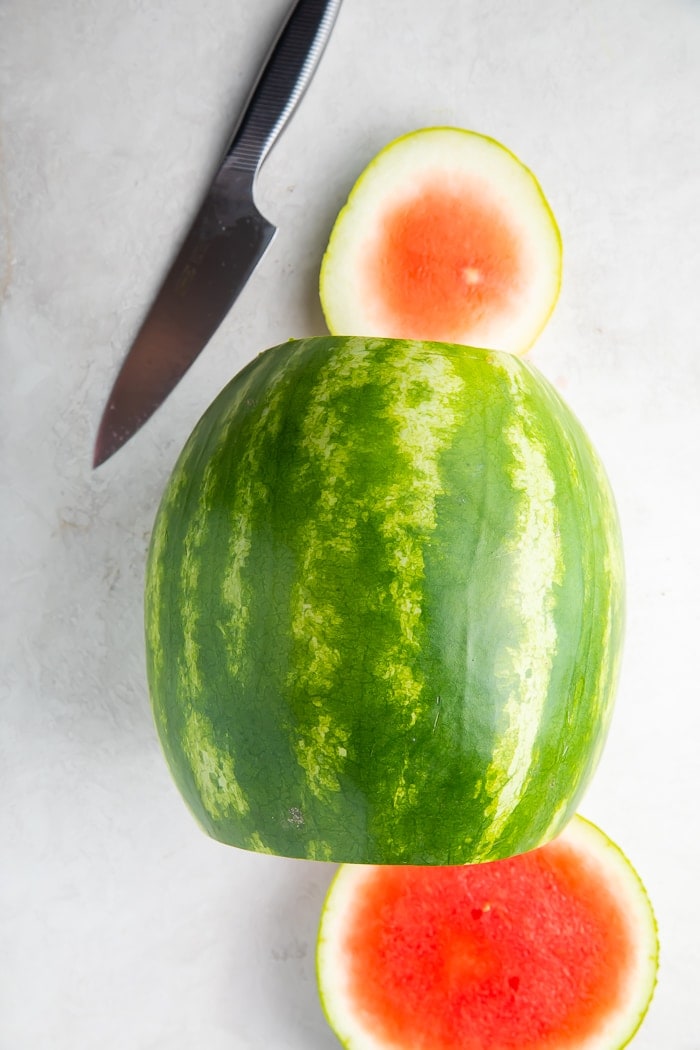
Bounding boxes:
144 336 624 865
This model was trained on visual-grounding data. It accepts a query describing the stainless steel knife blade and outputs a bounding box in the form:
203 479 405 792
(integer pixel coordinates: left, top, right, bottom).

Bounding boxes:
93 0 342 468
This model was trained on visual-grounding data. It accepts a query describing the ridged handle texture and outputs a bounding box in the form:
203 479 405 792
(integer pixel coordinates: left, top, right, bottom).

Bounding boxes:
226 0 342 175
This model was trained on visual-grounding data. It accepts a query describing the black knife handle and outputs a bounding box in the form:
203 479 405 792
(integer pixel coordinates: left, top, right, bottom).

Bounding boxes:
226 0 342 177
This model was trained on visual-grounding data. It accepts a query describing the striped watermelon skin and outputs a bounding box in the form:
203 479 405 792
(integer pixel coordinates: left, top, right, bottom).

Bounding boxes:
144 336 624 864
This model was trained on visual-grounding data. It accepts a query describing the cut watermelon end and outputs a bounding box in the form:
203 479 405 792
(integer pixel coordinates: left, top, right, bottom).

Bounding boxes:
316 815 658 1050
320 127 562 355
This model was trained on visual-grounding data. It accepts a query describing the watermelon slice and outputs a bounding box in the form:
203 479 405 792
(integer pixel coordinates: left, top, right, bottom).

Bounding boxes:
319 127 562 354
316 815 658 1050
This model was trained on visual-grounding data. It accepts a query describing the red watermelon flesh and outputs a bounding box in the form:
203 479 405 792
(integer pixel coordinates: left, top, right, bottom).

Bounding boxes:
367 175 524 344
316 816 658 1050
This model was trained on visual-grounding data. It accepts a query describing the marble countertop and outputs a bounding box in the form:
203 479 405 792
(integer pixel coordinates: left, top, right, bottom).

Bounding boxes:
2 1 699 1047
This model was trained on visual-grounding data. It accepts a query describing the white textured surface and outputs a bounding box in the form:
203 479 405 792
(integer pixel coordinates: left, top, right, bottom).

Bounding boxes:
1 1 699 1047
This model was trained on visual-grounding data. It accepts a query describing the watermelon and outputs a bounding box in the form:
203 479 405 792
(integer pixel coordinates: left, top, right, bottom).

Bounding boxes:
316 814 659 1050
144 335 624 864
319 128 562 354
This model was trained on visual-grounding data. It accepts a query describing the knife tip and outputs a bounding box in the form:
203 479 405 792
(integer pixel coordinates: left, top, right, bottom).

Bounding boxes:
92 420 123 469
92 440 110 470
92 444 108 469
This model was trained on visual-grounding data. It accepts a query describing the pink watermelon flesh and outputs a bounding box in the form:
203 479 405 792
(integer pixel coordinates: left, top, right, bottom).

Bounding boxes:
339 840 634 1049
366 175 525 343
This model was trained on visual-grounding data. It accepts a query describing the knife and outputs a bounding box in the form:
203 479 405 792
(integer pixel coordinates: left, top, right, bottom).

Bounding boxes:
93 0 342 468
